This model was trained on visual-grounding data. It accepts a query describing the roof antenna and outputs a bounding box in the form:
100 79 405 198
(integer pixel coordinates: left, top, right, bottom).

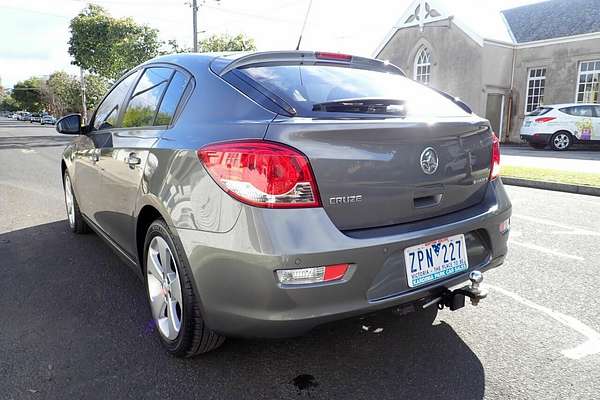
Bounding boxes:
295 0 313 50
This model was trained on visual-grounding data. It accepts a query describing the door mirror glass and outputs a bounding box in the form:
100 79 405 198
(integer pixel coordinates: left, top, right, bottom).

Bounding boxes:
56 114 83 135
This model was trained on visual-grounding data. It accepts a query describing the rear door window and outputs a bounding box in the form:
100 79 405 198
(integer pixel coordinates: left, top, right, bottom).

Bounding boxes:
155 71 190 126
122 67 173 128
560 106 595 117
240 64 469 117
93 70 140 131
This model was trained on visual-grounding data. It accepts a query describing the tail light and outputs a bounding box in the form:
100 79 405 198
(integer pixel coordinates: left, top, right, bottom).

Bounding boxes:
535 117 556 123
490 132 501 181
197 140 321 208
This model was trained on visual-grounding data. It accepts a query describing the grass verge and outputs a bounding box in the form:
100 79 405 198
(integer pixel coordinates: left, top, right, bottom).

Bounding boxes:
503 165 600 187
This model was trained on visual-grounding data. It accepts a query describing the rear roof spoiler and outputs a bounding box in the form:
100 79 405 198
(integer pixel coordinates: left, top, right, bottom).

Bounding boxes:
212 51 405 77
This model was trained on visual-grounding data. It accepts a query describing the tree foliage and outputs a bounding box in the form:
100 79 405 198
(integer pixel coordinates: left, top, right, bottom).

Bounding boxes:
12 78 44 112
40 71 109 116
160 39 191 55
41 71 80 116
197 33 256 53
68 4 161 80
0 95 20 112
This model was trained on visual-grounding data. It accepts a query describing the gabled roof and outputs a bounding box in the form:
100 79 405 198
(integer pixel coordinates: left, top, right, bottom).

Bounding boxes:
502 0 600 43
374 0 514 56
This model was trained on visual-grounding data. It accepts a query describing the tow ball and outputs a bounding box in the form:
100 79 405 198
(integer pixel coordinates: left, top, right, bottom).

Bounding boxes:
423 271 489 311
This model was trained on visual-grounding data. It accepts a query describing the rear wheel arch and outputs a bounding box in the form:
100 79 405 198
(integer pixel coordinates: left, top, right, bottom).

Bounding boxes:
136 205 164 270
553 129 574 137
60 160 67 185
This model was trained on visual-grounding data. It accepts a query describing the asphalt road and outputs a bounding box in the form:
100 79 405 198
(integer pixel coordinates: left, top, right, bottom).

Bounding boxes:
1 118 599 399
503 145 600 173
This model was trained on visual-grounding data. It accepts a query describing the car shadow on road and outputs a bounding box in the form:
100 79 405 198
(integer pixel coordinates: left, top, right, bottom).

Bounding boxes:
1 221 484 400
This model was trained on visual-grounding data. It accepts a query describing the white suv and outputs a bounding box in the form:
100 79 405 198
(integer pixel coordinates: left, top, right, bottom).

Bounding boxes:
520 103 600 150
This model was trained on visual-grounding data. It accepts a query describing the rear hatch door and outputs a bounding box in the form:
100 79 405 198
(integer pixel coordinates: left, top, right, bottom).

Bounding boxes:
266 117 492 231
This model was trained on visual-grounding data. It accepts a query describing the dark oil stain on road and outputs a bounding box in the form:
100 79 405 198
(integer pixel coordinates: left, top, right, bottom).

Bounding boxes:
291 374 319 395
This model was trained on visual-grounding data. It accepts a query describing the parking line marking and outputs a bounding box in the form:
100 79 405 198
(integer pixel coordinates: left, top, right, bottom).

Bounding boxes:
512 214 599 236
488 284 600 360
509 240 584 261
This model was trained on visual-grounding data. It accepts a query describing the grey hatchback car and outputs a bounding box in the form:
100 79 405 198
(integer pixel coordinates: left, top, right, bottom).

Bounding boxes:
57 51 511 357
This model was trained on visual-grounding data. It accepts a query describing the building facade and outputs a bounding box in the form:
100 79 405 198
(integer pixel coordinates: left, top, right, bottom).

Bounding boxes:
375 0 600 143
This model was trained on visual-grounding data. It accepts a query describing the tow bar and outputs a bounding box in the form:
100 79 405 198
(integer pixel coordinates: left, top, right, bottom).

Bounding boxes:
423 271 489 311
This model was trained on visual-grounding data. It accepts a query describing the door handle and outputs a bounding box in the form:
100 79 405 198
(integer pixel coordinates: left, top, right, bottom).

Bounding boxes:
127 153 141 168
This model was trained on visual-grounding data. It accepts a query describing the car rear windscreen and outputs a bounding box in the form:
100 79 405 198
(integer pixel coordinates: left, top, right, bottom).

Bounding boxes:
239 64 470 117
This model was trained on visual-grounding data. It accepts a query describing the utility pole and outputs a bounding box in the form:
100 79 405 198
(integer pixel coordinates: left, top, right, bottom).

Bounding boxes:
80 67 87 123
192 0 199 52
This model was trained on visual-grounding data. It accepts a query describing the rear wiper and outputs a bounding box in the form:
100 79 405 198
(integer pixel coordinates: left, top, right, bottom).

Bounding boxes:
312 98 406 115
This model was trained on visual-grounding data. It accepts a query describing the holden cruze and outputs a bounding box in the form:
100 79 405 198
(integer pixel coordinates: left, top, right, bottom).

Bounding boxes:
57 51 511 357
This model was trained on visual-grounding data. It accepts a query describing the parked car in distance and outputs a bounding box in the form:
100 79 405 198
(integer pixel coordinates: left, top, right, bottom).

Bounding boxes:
57 51 511 357
30 113 42 123
21 112 31 121
520 103 600 150
41 115 57 125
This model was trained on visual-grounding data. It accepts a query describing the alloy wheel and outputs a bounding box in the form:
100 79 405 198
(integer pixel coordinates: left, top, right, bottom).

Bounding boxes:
64 175 75 227
146 236 183 341
553 133 570 150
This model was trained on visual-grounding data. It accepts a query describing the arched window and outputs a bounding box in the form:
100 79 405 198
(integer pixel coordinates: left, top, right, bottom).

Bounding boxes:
414 47 432 84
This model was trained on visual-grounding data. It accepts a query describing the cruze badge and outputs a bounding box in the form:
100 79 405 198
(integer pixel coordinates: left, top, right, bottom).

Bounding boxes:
420 147 439 175
329 195 363 205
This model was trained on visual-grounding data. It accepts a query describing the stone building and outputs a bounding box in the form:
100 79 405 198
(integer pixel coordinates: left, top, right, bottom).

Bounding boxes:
374 0 600 142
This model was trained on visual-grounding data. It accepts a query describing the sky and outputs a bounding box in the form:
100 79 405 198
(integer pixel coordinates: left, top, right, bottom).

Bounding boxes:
0 0 547 88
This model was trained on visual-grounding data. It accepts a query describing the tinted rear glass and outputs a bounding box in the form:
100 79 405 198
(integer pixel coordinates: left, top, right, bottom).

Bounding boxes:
240 65 469 117
155 71 189 126
527 107 552 117
122 67 172 128
559 106 594 117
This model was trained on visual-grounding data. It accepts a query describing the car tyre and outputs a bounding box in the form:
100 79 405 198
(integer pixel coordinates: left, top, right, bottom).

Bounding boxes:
143 219 225 357
63 171 90 234
550 131 572 151
527 142 546 150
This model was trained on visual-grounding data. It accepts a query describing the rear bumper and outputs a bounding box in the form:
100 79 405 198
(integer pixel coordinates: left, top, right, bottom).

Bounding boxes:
175 180 512 338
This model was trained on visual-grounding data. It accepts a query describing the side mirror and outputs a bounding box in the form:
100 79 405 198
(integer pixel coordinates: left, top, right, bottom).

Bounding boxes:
56 114 83 135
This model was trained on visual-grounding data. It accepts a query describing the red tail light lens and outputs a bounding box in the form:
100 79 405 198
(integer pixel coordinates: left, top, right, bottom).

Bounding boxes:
535 117 556 123
490 132 501 181
197 140 321 208
315 52 352 61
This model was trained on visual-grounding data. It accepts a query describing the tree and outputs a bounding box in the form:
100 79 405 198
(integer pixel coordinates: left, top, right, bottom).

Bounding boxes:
83 73 110 113
160 39 191 55
68 4 161 80
197 33 256 53
12 78 44 112
40 71 109 117
0 95 20 112
42 71 80 116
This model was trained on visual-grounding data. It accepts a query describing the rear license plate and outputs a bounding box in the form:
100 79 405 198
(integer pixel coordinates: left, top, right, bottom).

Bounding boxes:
404 234 469 288
524 121 532 127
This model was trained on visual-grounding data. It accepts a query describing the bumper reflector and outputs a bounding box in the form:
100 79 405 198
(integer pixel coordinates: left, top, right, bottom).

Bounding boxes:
499 218 510 234
277 264 349 285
